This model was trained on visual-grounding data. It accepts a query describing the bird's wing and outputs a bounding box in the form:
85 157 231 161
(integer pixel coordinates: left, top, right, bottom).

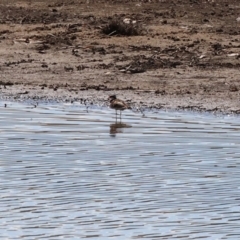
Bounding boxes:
113 100 128 109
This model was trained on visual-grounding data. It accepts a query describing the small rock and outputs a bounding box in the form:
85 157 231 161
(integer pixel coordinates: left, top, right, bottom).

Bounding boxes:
227 53 239 57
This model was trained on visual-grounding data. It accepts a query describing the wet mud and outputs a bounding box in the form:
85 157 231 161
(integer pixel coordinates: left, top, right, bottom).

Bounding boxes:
0 0 240 113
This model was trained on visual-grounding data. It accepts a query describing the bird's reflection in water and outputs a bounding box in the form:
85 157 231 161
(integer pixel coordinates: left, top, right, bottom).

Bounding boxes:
109 122 132 137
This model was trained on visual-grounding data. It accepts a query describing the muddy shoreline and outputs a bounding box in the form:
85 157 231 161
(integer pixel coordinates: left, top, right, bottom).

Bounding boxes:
1 86 240 115
0 0 240 114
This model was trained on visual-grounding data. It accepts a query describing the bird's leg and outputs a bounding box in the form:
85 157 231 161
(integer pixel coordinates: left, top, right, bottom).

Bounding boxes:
120 111 122 122
115 110 118 122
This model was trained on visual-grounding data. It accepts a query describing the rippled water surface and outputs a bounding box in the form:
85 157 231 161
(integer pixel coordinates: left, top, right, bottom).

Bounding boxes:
1 102 240 239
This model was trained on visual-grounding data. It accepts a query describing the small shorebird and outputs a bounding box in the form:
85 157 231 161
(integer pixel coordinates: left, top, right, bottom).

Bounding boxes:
108 95 130 121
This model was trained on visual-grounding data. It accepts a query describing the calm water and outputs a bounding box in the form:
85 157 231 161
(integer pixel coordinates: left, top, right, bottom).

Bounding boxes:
0 102 240 240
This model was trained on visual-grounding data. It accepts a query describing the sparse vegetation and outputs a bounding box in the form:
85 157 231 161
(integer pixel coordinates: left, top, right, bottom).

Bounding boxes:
102 17 144 36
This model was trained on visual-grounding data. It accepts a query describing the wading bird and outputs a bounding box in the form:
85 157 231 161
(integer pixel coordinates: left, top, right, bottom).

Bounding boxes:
108 95 130 121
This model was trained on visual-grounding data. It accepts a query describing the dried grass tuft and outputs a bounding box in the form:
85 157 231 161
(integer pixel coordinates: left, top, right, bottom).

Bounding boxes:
102 17 143 36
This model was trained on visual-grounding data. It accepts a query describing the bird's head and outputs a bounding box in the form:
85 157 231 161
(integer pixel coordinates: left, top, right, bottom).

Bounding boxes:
108 95 117 102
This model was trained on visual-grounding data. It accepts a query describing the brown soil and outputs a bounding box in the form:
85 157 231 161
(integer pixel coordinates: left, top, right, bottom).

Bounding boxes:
0 0 240 113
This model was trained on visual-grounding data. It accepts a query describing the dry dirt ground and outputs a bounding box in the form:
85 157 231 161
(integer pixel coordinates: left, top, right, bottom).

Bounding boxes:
0 0 240 113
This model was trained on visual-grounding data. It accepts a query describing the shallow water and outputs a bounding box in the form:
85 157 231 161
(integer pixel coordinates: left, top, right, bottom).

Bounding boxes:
0 102 240 239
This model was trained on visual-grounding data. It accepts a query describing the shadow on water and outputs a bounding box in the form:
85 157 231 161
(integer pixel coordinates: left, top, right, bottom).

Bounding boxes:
1 101 240 239
109 122 132 137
